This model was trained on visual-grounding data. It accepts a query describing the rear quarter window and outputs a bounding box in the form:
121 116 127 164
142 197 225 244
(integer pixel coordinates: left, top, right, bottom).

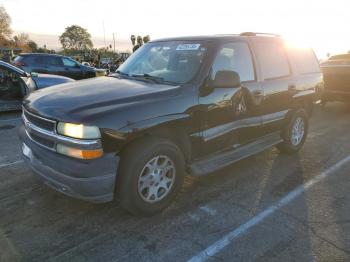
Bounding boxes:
254 41 290 80
13 56 24 62
287 47 320 74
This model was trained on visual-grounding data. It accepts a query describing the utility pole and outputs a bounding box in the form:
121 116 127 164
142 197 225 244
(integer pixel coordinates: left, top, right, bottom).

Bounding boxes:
113 33 116 53
103 21 106 49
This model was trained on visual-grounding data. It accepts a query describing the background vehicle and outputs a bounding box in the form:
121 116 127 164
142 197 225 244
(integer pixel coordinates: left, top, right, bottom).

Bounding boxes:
13 53 106 80
321 53 350 105
0 60 74 112
20 33 322 215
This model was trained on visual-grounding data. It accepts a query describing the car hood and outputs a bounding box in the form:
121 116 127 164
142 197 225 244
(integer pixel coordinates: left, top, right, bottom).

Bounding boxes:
33 74 75 89
24 76 181 123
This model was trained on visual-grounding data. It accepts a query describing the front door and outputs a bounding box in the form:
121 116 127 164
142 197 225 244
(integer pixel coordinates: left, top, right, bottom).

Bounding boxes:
0 66 26 111
198 41 264 156
61 57 83 80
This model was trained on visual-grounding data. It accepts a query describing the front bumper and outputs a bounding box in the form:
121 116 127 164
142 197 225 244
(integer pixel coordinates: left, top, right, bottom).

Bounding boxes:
19 126 119 203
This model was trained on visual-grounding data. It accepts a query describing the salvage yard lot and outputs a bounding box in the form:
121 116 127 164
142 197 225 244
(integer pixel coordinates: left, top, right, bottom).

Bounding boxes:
1 103 350 262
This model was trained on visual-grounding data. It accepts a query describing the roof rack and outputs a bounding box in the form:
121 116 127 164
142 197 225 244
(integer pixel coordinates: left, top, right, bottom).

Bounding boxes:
239 32 281 37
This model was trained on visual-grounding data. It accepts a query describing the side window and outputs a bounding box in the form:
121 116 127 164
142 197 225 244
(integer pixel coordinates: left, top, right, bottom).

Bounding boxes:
26 56 44 65
44 56 62 66
211 42 255 82
62 58 78 68
287 48 320 74
254 42 290 80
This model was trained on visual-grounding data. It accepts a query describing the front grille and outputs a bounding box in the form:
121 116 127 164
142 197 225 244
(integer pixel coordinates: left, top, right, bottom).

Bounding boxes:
29 132 55 149
23 109 56 132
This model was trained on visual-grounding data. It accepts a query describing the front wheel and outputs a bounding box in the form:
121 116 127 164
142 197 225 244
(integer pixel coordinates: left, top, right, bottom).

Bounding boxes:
116 137 185 215
277 109 309 154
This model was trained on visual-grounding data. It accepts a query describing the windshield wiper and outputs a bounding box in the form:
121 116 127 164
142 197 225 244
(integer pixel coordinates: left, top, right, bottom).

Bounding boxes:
131 74 179 85
115 70 129 76
131 73 165 83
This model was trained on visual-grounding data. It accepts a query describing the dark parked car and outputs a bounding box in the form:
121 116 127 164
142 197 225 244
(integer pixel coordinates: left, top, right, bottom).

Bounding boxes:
320 53 350 105
0 60 74 112
13 54 106 80
20 33 323 215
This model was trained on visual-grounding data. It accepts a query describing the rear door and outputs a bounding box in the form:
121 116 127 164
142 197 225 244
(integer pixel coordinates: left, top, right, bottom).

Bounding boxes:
199 40 264 155
24 55 47 73
251 38 294 134
43 56 64 75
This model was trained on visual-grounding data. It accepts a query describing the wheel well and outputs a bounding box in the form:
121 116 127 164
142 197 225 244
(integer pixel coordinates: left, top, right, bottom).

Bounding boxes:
293 96 313 117
118 126 192 163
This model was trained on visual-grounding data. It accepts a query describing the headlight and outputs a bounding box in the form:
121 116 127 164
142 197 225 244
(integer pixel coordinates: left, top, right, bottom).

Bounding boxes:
57 122 101 139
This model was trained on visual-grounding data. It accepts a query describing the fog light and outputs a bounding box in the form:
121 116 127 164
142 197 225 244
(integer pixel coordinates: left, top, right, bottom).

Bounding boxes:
56 144 103 159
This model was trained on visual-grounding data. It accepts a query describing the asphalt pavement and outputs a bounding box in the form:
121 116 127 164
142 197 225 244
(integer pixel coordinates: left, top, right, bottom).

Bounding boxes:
1 102 350 262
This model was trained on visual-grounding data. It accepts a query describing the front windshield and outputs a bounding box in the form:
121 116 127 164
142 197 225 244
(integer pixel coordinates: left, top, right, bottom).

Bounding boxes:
117 41 207 84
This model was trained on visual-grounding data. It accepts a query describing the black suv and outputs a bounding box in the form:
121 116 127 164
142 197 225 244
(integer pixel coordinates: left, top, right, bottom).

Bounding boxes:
13 53 102 80
19 33 323 215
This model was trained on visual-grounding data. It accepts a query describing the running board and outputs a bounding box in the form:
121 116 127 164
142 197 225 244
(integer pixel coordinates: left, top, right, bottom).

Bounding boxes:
189 132 283 176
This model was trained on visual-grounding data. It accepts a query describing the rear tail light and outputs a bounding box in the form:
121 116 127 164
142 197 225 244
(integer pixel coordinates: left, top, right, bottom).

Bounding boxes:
14 60 26 67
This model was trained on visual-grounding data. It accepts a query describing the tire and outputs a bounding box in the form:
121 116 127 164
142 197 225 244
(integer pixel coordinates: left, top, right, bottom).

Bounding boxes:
116 137 185 215
277 109 308 154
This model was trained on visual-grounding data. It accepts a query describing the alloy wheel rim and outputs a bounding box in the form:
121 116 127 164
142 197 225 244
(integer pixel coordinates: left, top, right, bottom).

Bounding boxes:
291 117 305 146
137 155 176 203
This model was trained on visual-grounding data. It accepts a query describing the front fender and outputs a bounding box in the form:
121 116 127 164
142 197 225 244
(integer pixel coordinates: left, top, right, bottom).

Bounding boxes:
118 113 190 133
101 113 191 153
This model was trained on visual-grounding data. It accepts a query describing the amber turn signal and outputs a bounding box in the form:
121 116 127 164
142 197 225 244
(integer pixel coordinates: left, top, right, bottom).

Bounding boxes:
56 144 103 159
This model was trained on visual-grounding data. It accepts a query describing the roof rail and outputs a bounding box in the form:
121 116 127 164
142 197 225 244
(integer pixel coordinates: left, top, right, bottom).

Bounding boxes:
239 32 281 37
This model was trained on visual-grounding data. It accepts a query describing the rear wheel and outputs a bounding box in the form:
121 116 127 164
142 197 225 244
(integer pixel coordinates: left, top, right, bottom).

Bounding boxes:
277 109 308 154
116 137 185 215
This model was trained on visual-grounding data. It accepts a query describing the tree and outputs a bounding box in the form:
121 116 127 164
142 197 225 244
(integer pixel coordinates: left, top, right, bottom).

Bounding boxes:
28 40 38 52
0 6 12 40
130 35 136 46
13 33 29 47
143 35 150 43
59 25 93 51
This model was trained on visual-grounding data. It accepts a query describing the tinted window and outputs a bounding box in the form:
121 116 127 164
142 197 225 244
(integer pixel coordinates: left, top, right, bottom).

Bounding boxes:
24 56 44 65
211 42 255 82
13 56 24 63
43 56 62 66
62 58 78 67
287 48 320 74
255 42 290 79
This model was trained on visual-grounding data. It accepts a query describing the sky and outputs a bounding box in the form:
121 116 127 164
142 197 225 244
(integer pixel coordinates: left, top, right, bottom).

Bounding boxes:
2 0 350 58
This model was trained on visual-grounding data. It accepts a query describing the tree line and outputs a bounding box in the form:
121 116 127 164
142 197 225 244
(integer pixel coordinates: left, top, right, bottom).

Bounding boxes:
0 5 151 61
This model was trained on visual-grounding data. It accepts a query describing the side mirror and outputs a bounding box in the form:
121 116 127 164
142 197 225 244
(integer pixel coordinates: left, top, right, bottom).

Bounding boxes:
75 64 81 68
212 70 241 88
30 72 38 78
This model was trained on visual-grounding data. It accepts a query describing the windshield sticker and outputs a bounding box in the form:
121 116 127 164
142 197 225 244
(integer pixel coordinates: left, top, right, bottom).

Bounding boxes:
176 44 201 51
